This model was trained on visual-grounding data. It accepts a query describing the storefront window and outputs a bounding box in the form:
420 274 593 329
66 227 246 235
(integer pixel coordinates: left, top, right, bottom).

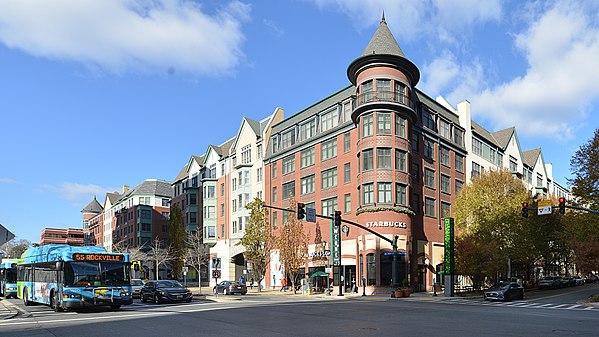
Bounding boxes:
367 253 376 286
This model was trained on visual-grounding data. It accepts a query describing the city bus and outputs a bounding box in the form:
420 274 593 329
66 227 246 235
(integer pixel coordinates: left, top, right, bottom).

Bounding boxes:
0 258 19 298
17 244 133 312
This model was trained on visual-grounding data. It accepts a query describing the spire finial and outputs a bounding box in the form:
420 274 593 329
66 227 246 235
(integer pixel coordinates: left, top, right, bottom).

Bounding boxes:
381 11 386 24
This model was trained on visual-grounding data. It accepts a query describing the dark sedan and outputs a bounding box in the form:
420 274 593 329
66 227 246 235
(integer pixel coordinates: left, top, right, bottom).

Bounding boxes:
213 281 247 295
483 282 524 301
140 280 193 304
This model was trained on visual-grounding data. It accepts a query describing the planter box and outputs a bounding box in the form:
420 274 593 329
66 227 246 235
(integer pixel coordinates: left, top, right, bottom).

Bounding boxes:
394 290 403 298
402 289 411 297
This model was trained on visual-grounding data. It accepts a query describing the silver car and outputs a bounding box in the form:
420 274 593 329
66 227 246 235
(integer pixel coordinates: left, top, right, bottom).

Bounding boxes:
131 279 145 298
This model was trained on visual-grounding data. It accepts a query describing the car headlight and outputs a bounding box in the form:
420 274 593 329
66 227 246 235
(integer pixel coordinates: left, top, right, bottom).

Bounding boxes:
159 291 167 296
7 287 16 291
121 291 132 296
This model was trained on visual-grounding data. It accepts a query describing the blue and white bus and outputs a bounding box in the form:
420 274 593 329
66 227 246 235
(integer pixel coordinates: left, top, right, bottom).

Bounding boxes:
17 244 133 311
0 258 19 298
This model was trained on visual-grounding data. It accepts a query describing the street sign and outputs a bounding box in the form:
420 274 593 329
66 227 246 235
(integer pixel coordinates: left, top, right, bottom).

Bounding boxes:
342 225 349 236
306 207 316 222
183 266 188 275
538 200 552 215
212 257 221 269
212 270 221 279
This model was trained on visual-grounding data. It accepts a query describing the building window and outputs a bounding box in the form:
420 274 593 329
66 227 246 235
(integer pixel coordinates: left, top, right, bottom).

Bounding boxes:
412 194 420 214
454 129 464 146
301 147 315 168
321 109 339 132
321 138 337 161
537 174 543 188
509 156 518 172
282 155 295 175
376 79 391 99
412 163 420 184
441 175 451 194
377 112 392 135
396 184 406 206
221 163 226 176
301 175 315 195
344 163 351 183
232 199 237 212
424 139 434 160
343 101 352 123
422 110 436 130
300 119 316 141
232 178 237 190
472 162 481 178
272 187 277 203
498 153 504 166
271 212 277 229
377 182 392 204
425 198 436 217
440 147 450 167
472 138 483 156
395 114 406 138
220 183 225 196
395 82 407 103
439 119 451 139
362 113 373 137
455 155 464 173
425 168 435 188
241 144 251 164
257 167 263 182
257 144 262 159
220 204 225 217
362 183 374 205
189 193 197 205
321 168 338 189
441 202 451 218
281 129 295 149
272 162 277 178
456 180 463 194
282 181 295 200
206 186 215 199
321 197 338 217
362 80 373 102
395 150 406 172
344 132 351 152
367 253 376 286
282 211 288 225
377 148 392 169
362 149 374 171
411 132 419 152
344 194 351 213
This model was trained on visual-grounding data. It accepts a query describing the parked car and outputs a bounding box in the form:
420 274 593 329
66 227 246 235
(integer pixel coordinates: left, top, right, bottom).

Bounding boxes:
585 274 599 283
131 279 145 298
573 276 584 286
538 276 562 289
213 281 247 295
140 280 193 304
565 277 577 287
484 282 524 301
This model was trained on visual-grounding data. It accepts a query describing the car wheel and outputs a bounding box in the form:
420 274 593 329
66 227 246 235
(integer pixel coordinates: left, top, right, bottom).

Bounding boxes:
504 293 510 302
224 288 229 295
186 298 192 303
110 305 121 311
154 294 160 304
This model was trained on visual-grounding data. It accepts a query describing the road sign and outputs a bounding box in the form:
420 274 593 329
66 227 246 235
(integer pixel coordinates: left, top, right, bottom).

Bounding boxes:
538 200 552 215
306 207 316 222
0 224 15 246
212 270 221 279
212 257 221 269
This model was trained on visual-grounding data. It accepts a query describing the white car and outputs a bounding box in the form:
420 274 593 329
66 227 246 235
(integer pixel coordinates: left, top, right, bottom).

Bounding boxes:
131 279 145 298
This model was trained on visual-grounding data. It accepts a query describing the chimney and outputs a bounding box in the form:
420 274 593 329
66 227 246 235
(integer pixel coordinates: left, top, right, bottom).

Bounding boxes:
123 185 130 194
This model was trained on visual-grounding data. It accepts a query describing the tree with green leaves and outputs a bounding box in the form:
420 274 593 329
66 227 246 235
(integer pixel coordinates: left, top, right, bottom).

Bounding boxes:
569 128 599 210
168 205 186 278
454 169 530 284
275 196 308 294
239 197 272 292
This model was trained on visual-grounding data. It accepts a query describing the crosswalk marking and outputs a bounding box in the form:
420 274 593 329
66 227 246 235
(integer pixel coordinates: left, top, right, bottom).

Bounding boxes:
403 297 597 312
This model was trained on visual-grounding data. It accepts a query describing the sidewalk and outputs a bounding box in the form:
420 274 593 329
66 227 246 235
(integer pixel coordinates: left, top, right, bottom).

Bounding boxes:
0 298 19 319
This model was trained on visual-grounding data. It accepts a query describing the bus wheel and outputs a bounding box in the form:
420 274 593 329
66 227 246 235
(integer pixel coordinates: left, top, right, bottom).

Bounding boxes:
23 288 31 306
110 305 121 311
51 291 63 312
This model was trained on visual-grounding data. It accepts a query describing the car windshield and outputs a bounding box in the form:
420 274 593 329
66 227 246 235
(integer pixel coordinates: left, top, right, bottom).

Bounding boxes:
491 282 510 289
156 280 184 288
131 280 144 286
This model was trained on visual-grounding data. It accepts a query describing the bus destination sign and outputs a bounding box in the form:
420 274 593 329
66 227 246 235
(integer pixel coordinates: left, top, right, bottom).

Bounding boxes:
73 253 125 262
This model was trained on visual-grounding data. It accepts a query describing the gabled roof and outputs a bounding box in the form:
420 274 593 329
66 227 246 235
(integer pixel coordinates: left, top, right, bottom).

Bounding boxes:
492 127 515 150
173 163 188 184
522 148 541 168
362 14 405 57
106 192 120 204
81 197 103 213
117 179 173 203
246 117 261 138
472 121 502 148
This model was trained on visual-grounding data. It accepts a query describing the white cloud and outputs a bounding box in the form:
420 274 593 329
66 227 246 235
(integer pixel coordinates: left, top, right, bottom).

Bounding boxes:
39 182 118 202
308 0 502 43
464 1 599 139
0 0 251 76
0 178 19 184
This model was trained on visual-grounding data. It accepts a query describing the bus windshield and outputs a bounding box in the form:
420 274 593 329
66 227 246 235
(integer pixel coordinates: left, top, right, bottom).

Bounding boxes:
4 268 17 283
64 261 130 287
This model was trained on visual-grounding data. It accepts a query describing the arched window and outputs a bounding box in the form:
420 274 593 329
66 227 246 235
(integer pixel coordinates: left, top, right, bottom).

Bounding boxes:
367 253 376 286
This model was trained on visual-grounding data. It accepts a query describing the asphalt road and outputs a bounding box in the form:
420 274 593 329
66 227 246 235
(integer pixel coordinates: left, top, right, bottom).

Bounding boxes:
1 285 598 337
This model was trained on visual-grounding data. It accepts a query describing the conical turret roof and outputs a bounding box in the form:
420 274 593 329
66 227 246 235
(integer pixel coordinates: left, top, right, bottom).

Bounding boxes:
362 15 405 57
81 197 103 213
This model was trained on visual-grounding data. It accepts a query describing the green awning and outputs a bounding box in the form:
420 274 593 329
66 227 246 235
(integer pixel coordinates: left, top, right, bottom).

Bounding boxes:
309 271 328 278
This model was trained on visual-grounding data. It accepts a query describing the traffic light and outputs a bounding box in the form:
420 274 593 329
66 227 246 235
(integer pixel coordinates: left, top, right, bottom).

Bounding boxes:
521 202 529 218
558 197 566 214
297 202 306 220
334 210 342 226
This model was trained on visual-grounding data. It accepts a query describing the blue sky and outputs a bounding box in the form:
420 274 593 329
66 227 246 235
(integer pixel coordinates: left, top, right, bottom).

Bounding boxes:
1 0 598 244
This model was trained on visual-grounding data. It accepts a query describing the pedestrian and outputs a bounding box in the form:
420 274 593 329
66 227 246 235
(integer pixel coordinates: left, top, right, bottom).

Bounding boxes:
280 278 287 292
250 278 254 290
273 275 276 290
239 276 245 284
351 277 357 293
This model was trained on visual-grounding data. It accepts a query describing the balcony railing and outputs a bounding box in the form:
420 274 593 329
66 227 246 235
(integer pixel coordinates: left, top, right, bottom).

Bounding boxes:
353 90 416 110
